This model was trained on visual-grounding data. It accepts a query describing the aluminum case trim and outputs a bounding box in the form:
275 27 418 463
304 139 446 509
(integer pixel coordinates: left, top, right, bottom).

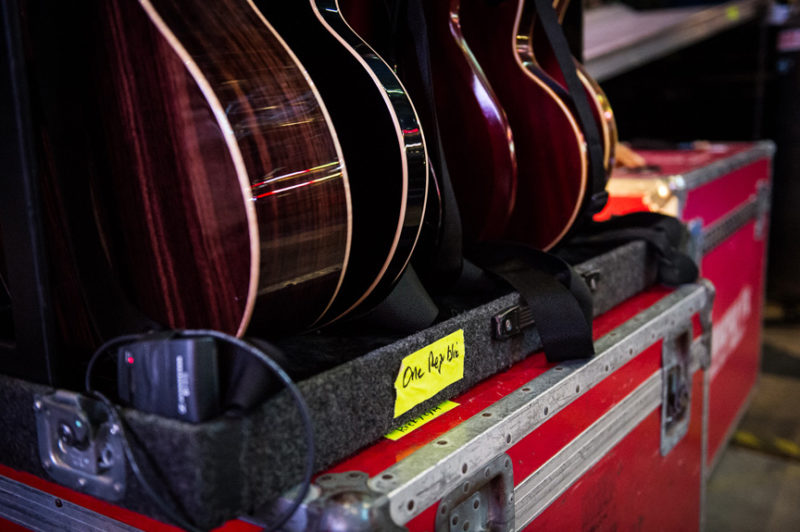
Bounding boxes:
368 282 714 526
0 473 138 532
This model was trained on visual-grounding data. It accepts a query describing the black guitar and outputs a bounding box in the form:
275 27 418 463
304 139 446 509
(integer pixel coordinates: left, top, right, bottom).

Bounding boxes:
254 0 430 325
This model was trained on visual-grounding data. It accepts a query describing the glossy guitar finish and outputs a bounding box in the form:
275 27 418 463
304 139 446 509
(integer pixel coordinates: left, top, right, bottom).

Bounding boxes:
341 0 518 243
577 62 618 173
461 0 588 250
534 0 618 174
416 0 518 242
93 0 352 336
255 0 428 324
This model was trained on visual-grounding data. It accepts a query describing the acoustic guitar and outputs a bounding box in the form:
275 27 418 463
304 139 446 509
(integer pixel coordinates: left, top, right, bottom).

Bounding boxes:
340 0 518 244
460 0 611 250
532 0 618 174
86 0 354 337
255 0 429 325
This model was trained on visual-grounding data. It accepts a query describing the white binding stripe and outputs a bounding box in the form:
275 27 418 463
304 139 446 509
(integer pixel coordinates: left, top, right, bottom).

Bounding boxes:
246 0 354 325
513 0 588 250
138 0 261 337
309 0 420 323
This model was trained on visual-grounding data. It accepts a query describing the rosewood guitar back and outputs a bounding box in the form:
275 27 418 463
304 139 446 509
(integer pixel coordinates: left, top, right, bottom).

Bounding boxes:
256 0 429 324
90 0 352 336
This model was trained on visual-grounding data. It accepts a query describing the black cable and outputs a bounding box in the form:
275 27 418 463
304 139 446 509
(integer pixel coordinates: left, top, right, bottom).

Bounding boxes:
182 329 315 532
84 329 315 532
91 389 203 532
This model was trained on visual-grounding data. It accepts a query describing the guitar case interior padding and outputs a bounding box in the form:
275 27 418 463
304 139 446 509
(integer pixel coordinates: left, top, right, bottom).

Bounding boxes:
0 240 657 529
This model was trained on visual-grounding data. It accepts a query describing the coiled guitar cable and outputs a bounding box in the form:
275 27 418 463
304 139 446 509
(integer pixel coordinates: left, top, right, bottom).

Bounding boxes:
85 330 315 532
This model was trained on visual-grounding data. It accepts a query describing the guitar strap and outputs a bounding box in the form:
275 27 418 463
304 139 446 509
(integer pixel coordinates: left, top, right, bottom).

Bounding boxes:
532 0 608 218
559 212 700 287
402 0 464 289
470 243 595 362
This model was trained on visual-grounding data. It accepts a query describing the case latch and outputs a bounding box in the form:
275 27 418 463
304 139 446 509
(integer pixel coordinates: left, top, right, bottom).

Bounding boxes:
34 390 126 500
264 470 402 531
434 453 514 532
660 329 693 455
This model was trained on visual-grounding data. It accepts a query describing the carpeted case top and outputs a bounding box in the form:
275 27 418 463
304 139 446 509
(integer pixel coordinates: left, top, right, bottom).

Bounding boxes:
0 241 656 528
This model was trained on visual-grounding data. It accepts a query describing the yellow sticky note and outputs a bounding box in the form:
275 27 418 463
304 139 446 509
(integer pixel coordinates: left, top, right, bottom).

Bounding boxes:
726 5 740 21
393 330 465 418
385 400 460 440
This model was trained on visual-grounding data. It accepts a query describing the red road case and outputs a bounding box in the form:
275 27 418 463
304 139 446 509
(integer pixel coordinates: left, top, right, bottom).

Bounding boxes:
599 141 773 470
1 281 715 531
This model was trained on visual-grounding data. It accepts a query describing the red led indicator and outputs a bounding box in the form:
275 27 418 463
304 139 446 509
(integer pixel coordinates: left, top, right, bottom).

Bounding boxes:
126 356 135 364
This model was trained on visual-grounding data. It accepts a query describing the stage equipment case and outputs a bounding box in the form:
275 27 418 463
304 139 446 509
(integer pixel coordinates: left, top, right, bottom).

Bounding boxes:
1 280 715 532
600 141 774 470
0 3 773 523
0 145 772 531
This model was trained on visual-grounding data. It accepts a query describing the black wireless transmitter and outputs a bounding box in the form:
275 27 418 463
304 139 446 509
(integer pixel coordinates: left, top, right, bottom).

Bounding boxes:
116 335 221 423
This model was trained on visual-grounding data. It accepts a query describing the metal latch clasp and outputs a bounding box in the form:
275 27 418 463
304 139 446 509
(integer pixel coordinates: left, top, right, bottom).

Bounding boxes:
34 390 126 500
660 330 693 456
434 453 514 532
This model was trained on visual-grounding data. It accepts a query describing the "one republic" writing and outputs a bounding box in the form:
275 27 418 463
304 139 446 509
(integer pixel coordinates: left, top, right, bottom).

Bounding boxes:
401 343 461 388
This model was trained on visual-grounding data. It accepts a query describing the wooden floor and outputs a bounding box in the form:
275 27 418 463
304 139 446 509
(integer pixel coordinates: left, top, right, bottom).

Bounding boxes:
706 314 800 531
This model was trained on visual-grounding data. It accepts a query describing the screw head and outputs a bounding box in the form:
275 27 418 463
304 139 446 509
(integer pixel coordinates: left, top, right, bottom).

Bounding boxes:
109 424 120 436
77 478 87 488
33 400 43 412
113 482 123 493
504 319 513 332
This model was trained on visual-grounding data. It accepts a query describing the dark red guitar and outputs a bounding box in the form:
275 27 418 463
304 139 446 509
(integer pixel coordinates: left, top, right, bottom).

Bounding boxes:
340 0 518 244
531 0 618 175
460 0 612 250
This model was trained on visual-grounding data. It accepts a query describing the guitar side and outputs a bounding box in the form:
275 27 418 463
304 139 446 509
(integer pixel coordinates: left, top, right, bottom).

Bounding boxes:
255 0 428 324
89 0 352 336
340 0 519 244
534 0 618 175
461 0 588 250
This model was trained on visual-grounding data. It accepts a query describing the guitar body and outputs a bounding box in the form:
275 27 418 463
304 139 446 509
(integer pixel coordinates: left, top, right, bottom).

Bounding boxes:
255 0 428 324
90 0 352 336
576 63 618 173
415 0 518 243
461 0 588 250
533 0 618 174
341 0 518 243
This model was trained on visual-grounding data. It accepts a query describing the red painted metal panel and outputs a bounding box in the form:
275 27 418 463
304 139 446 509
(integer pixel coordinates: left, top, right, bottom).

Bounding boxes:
703 221 766 465
623 144 751 176
399 287 689 530
594 195 649 221
328 287 673 479
681 160 769 226
0 463 180 531
0 517 29 531
0 463 260 531
528 370 704 532
604 144 771 468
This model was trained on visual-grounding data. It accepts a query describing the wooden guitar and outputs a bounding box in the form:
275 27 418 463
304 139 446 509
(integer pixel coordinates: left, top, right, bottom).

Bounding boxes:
254 0 429 324
339 0 518 244
85 0 354 337
533 0 618 174
460 0 613 250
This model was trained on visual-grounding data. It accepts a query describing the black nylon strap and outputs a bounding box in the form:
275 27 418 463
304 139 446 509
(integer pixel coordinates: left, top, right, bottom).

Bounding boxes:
471 243 594 362
568 212 700 286
404 0 464 286
533 0 607 210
